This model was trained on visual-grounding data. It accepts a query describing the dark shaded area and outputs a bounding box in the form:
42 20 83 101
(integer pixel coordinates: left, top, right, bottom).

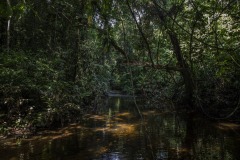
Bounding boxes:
0 97 240 160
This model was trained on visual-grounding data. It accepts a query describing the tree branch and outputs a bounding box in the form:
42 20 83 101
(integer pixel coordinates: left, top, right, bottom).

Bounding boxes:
126 0 155 67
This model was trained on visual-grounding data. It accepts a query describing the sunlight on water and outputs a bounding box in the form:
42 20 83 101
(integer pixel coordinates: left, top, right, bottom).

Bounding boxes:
217 122 240 130
0 97 240 160
94 123 136 137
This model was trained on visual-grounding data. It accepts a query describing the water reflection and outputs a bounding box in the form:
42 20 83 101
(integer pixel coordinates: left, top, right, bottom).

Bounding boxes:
0 97 240 160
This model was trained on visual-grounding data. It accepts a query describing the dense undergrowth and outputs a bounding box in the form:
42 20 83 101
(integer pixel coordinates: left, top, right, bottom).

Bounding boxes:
0 50 106 135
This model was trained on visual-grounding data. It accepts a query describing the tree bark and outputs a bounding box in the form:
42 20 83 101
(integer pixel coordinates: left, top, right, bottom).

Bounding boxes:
168 32 194 106
153 1 195 106
66 0 86 82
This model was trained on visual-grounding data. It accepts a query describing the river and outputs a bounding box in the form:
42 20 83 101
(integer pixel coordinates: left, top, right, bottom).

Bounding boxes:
0 97 240 160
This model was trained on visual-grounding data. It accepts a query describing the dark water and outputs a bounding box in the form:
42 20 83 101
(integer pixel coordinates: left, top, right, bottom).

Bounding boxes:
0 97 240 160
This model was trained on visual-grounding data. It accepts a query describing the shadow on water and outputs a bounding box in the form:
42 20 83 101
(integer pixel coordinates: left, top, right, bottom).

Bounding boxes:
0 97 240 160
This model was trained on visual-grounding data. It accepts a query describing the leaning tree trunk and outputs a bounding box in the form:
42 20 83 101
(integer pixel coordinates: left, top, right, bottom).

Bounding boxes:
152 1 195 107
169 32 194 107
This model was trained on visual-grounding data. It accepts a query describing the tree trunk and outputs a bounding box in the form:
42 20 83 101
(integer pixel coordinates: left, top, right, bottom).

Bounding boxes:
152 1 195 106
66 0 86 82
169 32 194 106
7 18 11 52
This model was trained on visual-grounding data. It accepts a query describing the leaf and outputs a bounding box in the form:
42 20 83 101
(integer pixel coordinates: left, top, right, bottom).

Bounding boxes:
88 15 92 25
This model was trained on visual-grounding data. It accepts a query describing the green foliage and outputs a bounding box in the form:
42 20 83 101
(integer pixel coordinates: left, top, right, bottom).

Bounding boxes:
1 0 240 134
0 1 12 19
0 50 92 133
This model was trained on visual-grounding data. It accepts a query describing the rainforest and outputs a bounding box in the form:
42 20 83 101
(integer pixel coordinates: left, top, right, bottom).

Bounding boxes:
0 0 240 159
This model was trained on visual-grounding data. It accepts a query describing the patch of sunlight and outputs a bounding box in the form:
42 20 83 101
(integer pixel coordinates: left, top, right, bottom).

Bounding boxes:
37 125 85 140
93 146 109 156
2 124 85 147
94 127 108 132
88 115 107 121
112 117 124 121
113 123 136 135
116 112 134 119
87 146 123 159
142 110 156 116
51 131 73 140
94 123 137 136
2 141 19 147
217 123 240 130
